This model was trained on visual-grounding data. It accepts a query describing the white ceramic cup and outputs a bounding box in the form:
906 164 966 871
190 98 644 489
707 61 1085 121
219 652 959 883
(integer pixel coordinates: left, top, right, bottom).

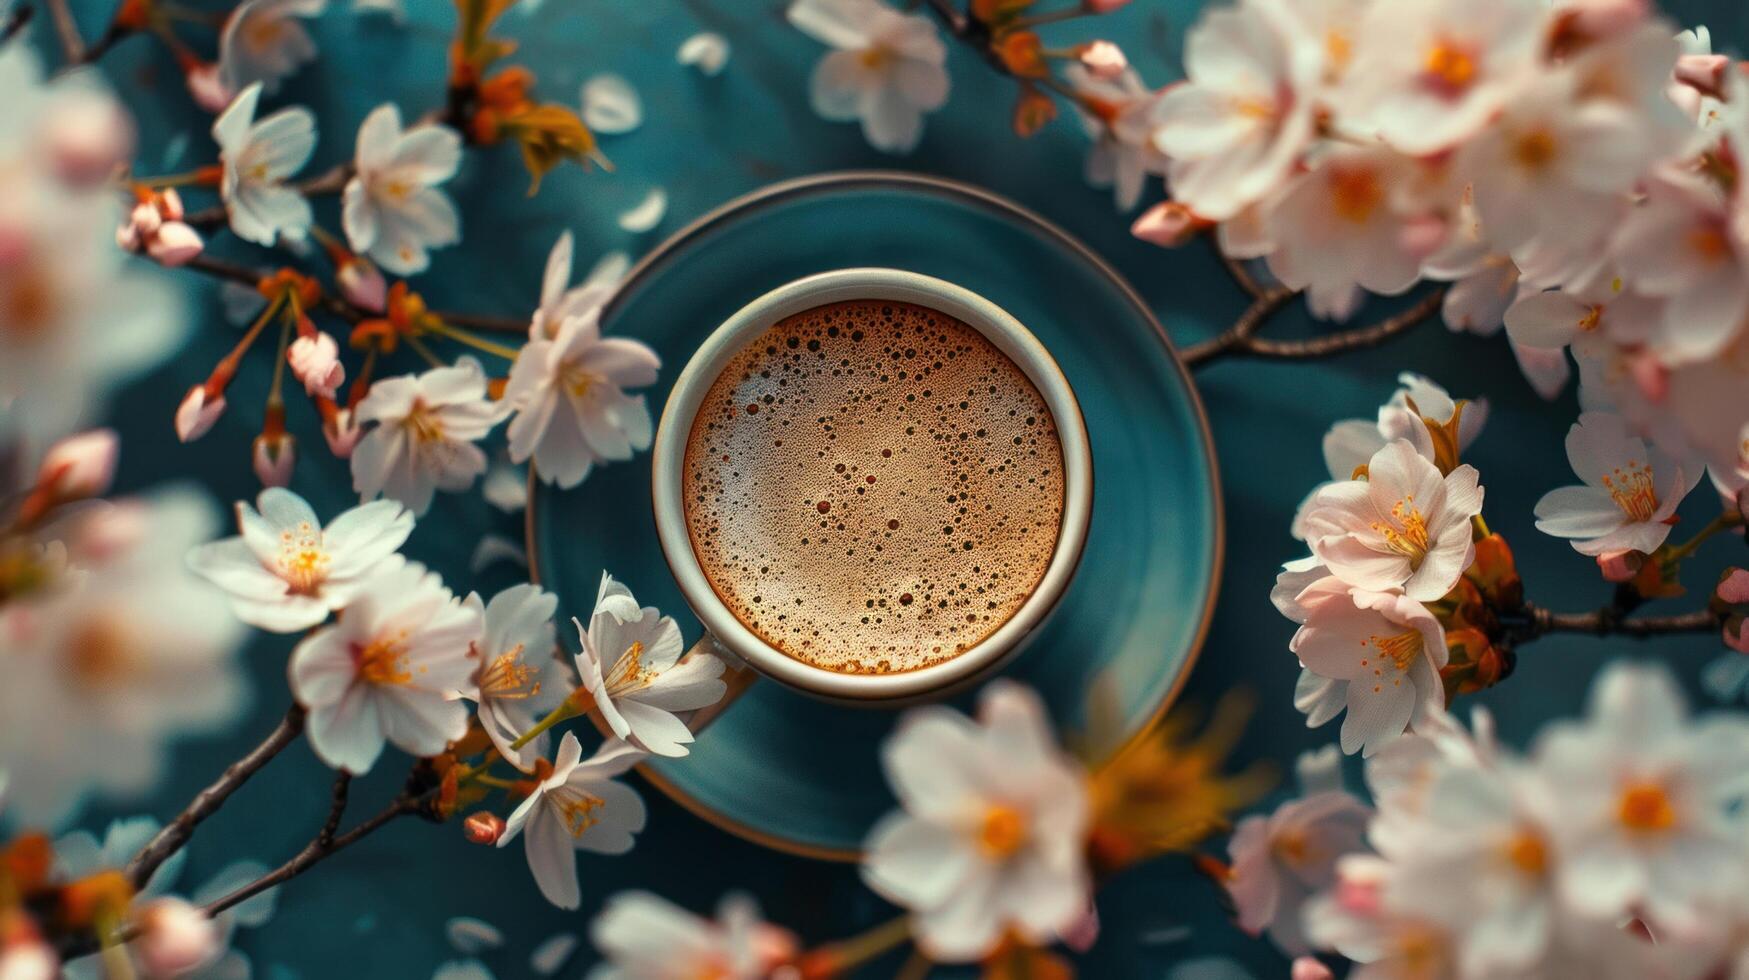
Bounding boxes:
651 268 1092 705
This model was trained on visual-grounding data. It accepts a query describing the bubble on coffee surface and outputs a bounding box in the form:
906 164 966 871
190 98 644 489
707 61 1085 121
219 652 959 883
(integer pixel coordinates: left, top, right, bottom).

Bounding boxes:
682 299 1065 674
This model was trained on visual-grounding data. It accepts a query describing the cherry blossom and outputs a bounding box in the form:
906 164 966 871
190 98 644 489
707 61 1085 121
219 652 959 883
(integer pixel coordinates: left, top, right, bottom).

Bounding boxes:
352 357 505 514
1534 412 1700 557
288 558 482 774
1301 439 1484 601
1290 587 1448 755
1150 0 1316 221
1344 0 1543 154
1263 145 1424 321
528 231 618 341
0 492 246 827
503 301 659 489
342 104 463 275
187 487 413 632
1613 170 1749 363
788 0 950 154
572 574 725 759
1225 748 1372 953
862 681 1090 961
461 583 573 773
1529 663 1749 928
213 83 317 246
1064 60 1170 212
588 892 798 979
218 0 327 97
498 733 646 909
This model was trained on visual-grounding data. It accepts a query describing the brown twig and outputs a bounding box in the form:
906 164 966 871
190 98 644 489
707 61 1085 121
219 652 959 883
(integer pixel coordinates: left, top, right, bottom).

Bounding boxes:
318 773 352 847
1 3 33 43
1224 252 1266 299
201 792 425 919
1183 287 1447 367
1180 286 1295 366
43 0 83 62
182 163 355 230
1511 604 1721 641
126 707 306 889
439 310 533 335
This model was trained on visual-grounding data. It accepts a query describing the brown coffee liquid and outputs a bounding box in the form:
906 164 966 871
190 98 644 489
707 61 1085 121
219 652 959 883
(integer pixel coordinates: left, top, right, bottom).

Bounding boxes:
682 299 1065 674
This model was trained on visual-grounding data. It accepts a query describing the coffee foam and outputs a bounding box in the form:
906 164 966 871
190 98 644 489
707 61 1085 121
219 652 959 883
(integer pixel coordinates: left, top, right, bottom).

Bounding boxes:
682 299 1065 674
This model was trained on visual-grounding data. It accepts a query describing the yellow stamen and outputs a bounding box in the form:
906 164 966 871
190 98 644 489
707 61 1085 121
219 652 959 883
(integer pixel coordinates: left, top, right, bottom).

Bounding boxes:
553 787 606 837
978 804 1028 859
859 46 892 69
1370 495 1431 564
479 644 542 700
1504 829 1548 876
1272 828 1311 865
1511 129 1558 172
403 401 447 444
1618 781 1676 833
1423 39 1477 94
603 640 652 694
1329 166 1383 224
1690 226 1731 262
276 520 330 594
1600 460 1658 523
355 632 413 686
66 620 136 687
561 363 602 399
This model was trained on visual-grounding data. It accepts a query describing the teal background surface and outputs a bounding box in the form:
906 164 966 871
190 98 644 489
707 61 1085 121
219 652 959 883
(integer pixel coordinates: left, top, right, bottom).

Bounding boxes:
31 0 1749 975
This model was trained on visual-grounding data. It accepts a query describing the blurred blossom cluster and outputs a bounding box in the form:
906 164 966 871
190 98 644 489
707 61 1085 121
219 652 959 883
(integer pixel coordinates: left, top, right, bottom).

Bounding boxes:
1145 0 1749 497
1219 664 1749 980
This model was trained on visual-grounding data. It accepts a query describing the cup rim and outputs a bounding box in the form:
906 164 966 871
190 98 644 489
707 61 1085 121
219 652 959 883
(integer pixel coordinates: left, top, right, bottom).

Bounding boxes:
650 267 1093 702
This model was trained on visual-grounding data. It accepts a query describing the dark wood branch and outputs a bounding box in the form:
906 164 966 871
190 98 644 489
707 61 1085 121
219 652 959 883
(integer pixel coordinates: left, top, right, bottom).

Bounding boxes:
1184 287 1446 368
1 3 33 43
1513 604 1721 641
43 0 83 61
126 707 305 889
318 773 352 847
1180 287 1295 366
439 309 531 336
200 793 424 919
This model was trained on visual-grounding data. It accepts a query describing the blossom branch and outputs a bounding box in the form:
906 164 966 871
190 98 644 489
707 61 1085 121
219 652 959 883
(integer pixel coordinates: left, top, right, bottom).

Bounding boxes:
1510 604 1721 642
125 706 306 890
1183 287 1447 367
201 790 427 920
2 3 33 43
43 0 84 62
318 773 351 847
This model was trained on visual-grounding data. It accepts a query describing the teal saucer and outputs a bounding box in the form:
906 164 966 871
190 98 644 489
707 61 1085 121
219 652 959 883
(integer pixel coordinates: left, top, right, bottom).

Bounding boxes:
528 171 1221 860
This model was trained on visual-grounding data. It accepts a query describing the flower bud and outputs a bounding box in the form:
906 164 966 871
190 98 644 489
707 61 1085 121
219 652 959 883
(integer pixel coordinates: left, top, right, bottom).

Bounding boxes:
185 63 232 114
1130 201 1206 248
322 407 362 458
252 432 296 488
175 386 226 442
1596 549 1644 583
1291 957 1335 980
463 811 506 844
288 332 345 399
147 221 204 267
1083 0 1131 10
337 256 388 313
1078 40 1128 80
133 897 221 978
38 429 118 501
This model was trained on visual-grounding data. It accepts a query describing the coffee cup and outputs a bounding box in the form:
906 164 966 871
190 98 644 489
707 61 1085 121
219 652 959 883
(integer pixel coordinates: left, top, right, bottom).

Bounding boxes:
651 268 1092 707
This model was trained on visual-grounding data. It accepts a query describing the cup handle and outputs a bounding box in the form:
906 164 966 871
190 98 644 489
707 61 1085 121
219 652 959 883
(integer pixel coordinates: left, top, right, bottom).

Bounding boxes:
680 633 761 735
